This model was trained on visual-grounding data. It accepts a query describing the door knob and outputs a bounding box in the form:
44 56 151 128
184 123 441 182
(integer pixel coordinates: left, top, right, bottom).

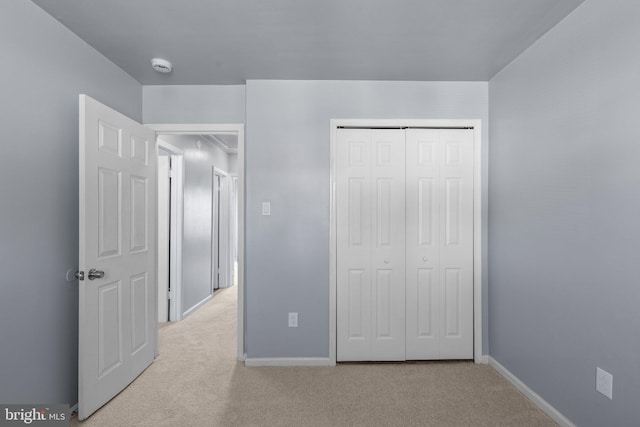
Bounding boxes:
88 269 105 280
423 257 428 262
384 259 390 264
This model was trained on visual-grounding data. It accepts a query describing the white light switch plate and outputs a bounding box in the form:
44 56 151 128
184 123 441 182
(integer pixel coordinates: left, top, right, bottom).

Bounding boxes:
262 202 271 216
288 312 298 327
596 367 613 399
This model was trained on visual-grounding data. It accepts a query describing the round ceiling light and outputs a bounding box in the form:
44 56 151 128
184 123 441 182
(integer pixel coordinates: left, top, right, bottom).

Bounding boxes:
151 58 172 73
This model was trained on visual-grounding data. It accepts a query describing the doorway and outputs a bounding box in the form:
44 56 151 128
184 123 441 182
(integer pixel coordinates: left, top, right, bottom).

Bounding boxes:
149 124 246 360
329 119 483 364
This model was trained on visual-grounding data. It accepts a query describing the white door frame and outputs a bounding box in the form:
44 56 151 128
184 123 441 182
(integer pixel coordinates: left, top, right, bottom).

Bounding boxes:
329 119 484 364
149 123 246 361
229 174 239 287
213 167 230 290
157 154 171 323
156 139 184 322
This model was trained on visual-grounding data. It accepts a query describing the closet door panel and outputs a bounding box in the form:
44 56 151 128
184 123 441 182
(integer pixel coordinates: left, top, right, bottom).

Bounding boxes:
337 129 373 361
406 129 441 359
370 130 405 360
439 129 474 359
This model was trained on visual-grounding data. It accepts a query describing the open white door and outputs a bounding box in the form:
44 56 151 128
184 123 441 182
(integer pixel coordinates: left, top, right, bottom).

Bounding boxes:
79 95 157 419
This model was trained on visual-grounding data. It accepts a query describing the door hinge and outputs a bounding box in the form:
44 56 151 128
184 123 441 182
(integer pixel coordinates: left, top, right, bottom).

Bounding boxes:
168 290 172 300
169 169 175 179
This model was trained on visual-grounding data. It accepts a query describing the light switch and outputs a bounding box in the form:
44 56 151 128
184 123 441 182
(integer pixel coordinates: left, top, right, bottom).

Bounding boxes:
262 202 271 216
288 312 298 327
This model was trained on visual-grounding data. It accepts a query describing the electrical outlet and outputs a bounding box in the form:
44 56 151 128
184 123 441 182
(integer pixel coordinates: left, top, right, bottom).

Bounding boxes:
288 312 298 328
596 367 613 399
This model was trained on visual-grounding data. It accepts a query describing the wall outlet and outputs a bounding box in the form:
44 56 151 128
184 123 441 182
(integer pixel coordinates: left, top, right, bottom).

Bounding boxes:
288 312 298 328
261 202 271 216
596 367 613 399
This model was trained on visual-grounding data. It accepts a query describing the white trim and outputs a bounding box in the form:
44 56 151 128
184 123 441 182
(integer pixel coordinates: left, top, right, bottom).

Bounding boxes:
156 139 185 322
329 119 484 365
150 123 240 135
70 403 78 413
182 294 213 319
244 357 333 367
148 123 245 362
489 357 575 427
229 174 239 289
212 167 231 290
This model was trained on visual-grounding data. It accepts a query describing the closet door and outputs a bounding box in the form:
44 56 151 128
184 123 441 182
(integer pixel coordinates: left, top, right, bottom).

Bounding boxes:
337 129 406 361
405 129 474 360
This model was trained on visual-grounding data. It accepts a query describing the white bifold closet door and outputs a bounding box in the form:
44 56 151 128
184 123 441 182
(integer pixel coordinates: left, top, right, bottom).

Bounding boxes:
337 127 473 362
405 129 474 360
337 129 406 361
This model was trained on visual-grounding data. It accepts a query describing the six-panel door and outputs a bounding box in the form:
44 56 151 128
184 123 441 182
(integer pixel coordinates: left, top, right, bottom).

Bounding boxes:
337 129 406 361
337 127 474 361
79 95 157 419
405 129 474 360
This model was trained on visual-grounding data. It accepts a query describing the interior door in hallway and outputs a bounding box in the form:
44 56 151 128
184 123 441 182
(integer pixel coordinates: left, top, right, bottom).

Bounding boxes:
336 129 406 361
79 95 157 419
405 129 474 360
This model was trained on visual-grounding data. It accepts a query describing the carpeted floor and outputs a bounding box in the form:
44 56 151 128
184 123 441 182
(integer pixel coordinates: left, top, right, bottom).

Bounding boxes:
73 287 555 426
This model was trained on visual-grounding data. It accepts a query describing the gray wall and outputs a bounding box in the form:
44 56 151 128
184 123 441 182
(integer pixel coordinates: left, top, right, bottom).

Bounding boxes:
158 135 231 313
489 0 640 425
245 80 489 358
0 0 141 405
143 85 246 124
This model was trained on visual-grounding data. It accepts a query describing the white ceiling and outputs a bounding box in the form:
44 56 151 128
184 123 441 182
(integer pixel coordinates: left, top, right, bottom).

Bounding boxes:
32 0 585 84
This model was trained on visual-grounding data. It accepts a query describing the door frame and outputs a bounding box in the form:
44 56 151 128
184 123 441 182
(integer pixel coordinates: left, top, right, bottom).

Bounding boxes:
329 119 484 365
156 139 185 322
149 123 246 361
229 174 239 288
212 167 231 291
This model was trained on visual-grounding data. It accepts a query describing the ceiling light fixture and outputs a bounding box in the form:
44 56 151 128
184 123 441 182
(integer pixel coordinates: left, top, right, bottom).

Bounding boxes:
151 58 172 73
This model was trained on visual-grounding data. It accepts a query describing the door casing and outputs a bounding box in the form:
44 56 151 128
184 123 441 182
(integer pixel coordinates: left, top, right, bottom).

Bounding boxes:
213 167 231 291
156 139 184 323
329 119 484 365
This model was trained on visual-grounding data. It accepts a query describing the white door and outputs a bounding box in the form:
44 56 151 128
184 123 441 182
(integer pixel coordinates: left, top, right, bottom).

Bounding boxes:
405 129 474 359
336 127 474 362
337 129 406 361
79 95 157 419
157 155 170 322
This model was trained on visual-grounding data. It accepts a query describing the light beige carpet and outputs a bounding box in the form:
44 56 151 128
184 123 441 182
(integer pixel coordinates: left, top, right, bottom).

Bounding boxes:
73 287 555 426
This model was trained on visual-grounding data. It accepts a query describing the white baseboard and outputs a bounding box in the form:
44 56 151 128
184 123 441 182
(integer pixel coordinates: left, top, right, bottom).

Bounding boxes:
70 403 78 413
182 294 213 319
489 357 575 427
244 357 332 367
475 355 489 364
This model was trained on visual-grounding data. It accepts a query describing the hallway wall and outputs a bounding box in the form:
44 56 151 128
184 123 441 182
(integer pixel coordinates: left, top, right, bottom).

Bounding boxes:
158 135 231 314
